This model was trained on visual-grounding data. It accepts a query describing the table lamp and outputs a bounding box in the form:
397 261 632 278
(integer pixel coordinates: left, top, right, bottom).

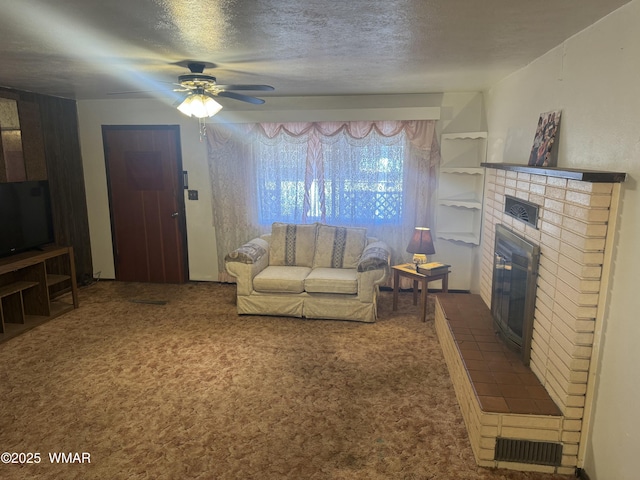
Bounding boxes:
406 227 435 271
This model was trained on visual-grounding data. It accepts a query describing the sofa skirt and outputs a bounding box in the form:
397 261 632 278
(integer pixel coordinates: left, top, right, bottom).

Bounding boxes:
236 291 378 323
237 294 305 317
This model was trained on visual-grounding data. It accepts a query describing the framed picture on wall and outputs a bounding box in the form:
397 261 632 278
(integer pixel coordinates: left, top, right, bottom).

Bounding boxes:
528 110 561 167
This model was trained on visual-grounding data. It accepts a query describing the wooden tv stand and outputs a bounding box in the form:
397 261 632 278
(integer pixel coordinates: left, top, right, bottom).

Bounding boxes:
0 246 78 343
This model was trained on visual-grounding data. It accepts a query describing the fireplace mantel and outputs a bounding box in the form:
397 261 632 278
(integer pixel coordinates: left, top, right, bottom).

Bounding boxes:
481 162 626 183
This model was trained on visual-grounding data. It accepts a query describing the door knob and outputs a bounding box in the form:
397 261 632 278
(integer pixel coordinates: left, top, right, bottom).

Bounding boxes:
171 212 179 218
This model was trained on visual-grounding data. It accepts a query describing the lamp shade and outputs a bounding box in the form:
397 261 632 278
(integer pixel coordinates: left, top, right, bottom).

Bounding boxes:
406 227 435 255
177 93 223 118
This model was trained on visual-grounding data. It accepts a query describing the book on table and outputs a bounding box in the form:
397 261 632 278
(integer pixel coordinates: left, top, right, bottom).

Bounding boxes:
417 262 450 275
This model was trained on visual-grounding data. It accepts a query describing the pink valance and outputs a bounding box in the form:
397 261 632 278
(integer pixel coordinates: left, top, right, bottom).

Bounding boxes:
208 120 438 152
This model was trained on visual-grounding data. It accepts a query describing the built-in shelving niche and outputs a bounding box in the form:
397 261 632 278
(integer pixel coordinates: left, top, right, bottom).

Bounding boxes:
435 131 487 291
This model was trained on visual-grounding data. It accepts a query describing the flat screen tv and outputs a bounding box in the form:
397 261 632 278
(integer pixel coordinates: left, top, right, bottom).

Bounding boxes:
0 180 55 258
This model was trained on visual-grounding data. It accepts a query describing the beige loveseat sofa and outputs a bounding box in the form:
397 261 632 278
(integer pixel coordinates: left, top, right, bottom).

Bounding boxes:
225 223 390 323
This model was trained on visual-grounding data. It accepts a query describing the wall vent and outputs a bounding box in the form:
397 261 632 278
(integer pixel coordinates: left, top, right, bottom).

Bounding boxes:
494 438 563 466
504 195 539 228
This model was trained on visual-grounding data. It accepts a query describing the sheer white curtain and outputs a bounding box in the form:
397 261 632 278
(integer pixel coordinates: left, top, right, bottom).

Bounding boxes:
207 120 440 282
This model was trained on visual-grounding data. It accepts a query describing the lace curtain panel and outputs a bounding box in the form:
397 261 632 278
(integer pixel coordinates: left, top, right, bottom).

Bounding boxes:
206 120 440 283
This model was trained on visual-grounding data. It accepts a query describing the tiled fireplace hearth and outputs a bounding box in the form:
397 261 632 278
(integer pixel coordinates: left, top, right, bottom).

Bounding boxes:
435 163 625 474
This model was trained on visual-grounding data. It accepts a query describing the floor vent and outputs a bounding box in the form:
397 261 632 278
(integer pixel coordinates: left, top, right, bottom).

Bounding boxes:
494 438 563 466
504 195 540 228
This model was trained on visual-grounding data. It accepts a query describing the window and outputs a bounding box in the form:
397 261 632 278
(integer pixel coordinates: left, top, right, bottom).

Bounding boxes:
206 119 440 279
255 128 406 226
255 140 308 223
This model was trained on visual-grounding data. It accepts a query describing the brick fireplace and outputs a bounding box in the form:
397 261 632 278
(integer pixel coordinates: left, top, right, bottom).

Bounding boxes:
434 163 625 474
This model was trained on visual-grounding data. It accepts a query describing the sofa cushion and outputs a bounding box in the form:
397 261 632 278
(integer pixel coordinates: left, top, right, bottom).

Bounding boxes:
269 223 318 267
313 225 367 269
253 266 312 294
304 268 358 294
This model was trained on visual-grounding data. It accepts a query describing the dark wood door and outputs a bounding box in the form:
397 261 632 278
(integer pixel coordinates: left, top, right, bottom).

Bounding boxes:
103 126 188 283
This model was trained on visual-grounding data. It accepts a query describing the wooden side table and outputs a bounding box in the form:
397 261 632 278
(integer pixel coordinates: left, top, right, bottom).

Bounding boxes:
392 263 450 322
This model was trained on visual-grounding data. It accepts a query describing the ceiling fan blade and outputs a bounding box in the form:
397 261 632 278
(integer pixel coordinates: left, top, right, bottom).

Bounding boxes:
215 84 275 91
216 91 265 104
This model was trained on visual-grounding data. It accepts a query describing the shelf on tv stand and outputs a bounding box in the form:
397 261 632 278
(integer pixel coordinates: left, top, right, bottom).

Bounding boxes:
0 246 79 343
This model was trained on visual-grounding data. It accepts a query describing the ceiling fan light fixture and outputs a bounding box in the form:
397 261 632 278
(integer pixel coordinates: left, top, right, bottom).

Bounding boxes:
177 92 222 118
203 95 223 117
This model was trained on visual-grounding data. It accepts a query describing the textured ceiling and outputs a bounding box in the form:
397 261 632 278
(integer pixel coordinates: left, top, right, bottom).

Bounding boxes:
0 0 631 101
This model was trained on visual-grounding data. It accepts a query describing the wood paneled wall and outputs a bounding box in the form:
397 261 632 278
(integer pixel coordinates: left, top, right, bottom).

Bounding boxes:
0 87 93 284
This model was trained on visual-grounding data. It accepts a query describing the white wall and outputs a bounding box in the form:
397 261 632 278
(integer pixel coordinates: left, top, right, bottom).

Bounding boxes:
484 1 640 478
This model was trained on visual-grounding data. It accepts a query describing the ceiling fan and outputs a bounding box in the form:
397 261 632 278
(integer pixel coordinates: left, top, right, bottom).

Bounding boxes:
171 61 273 119
108 61 274 118
175 61 274 106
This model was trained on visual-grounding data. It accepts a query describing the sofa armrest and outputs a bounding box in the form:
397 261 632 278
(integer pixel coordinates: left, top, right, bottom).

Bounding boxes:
356 241 390 303
225 237 269 296
357 241 390 272
225 237 268 265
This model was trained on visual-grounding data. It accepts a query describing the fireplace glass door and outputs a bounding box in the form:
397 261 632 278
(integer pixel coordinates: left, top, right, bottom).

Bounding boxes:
491 224 540 365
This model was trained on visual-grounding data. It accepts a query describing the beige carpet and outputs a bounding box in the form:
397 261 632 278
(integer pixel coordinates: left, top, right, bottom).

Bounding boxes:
0 282 571 480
